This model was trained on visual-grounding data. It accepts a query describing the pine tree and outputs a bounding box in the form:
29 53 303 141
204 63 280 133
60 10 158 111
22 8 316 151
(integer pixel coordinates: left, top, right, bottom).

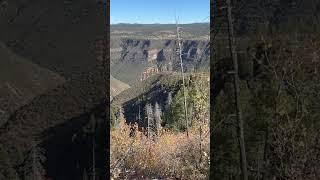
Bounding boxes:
23 139 46 180
165 89 190 132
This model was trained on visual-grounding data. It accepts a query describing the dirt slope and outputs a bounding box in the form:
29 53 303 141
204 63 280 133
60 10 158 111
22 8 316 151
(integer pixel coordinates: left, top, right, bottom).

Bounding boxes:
110 75 130 97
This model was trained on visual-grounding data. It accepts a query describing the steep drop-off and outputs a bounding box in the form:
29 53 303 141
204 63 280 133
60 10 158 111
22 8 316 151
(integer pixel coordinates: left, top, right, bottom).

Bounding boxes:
111 38 210 85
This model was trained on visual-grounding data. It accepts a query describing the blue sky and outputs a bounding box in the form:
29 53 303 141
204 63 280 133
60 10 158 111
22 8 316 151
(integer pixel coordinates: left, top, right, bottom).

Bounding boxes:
110 0 210 24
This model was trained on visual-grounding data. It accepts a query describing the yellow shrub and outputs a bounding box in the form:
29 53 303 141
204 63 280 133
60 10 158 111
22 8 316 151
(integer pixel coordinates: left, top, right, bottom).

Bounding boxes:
111 119 209 179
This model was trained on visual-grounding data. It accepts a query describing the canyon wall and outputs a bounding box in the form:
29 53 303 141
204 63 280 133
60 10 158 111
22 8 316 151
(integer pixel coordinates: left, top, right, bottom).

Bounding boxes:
111 38 210 85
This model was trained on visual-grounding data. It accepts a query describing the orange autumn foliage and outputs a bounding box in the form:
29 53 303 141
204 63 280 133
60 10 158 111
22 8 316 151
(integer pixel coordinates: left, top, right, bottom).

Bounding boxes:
111 118 209 179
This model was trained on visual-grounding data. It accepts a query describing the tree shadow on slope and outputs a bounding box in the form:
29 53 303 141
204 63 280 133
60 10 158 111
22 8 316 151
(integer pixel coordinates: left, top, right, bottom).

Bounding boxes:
40 103 106 180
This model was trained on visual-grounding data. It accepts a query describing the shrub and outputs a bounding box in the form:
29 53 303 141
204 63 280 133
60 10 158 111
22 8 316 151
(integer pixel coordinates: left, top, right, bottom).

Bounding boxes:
110 118 209 179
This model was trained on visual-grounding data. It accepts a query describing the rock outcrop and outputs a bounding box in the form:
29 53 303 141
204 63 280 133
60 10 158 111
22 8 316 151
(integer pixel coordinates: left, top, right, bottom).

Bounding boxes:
111 38 210 84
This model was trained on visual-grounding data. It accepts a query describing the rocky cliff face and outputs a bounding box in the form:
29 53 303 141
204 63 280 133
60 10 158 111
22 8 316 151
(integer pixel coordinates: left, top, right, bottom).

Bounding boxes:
111 38 210 85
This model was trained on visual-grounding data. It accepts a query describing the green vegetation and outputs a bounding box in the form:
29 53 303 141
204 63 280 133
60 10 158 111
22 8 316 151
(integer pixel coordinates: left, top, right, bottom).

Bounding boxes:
111 72 210 179
165 76 209 132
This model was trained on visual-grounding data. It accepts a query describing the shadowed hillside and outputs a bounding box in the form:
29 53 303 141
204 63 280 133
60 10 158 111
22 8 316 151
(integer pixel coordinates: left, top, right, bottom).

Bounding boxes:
0 0 106 78
111 72 209 125
0 42 65 126
0 0 108 179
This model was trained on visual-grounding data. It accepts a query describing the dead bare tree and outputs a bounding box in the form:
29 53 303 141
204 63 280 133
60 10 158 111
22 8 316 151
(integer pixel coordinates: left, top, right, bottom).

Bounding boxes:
165 91 173 110
145 103 153 138
226 0 248 179
82 169 88 180
175 17 189 137
154 102 162 136
90 113 96 180
23 138 46 180
138 104 141 127
116 106 125 129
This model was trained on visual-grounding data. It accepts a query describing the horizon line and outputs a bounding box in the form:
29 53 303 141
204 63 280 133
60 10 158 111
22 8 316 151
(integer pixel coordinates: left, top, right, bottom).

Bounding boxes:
110 22 209 25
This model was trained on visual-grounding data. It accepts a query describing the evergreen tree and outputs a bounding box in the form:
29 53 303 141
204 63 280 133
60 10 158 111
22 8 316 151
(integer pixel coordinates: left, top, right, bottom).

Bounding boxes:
165 89 191 132
23 140 46 180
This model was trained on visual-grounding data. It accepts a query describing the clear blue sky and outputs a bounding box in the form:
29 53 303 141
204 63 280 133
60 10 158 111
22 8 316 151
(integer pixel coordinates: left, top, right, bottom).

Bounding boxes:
110 0 210 24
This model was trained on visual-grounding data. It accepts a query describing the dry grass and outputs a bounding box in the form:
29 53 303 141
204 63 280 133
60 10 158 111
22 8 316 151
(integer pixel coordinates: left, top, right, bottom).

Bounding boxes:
111 119 209 179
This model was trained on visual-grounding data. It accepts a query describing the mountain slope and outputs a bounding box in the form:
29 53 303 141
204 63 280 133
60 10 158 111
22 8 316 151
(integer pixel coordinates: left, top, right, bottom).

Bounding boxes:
0 0 106 78
110 75 130 97
111 72 209 123
0 42 65 125
0 0 107 179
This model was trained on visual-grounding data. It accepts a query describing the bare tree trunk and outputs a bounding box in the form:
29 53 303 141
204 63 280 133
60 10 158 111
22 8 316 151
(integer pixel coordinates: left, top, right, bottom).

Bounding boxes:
90 113 96 180
226 0 248 179
32 142 37 180
199 121 202 163
262 128 269 180
83 169 88 180
154 102 162 137
92 136 96 180
138 105 141 127
176 20 189 137
147 116 150 138
145 103 153 138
